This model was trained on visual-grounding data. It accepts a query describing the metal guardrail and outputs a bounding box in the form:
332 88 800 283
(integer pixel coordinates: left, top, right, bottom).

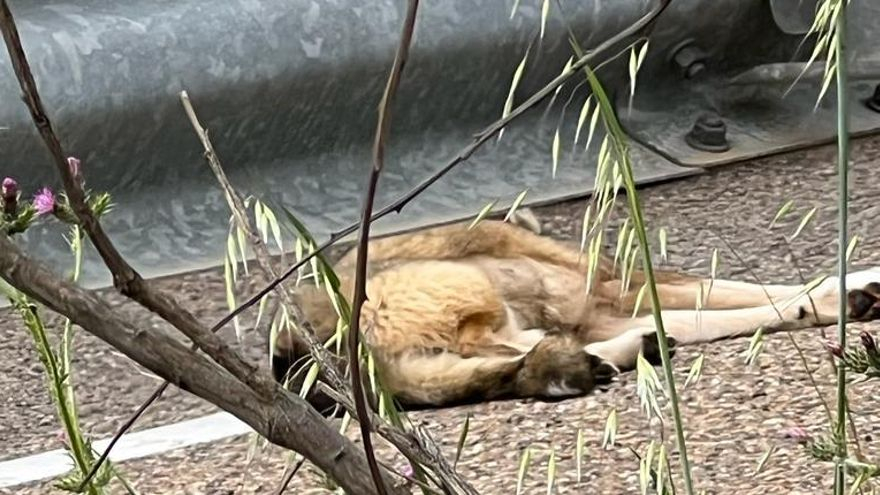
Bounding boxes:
1 0 877 288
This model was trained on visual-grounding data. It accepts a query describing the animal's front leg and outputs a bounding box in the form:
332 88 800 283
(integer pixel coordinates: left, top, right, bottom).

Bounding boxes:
653 268 880 345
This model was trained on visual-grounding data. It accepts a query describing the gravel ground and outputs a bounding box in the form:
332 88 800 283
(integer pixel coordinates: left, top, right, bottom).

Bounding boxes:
3 136 880 494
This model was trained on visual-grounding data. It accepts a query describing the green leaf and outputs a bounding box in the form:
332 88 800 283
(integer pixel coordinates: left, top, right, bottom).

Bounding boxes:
575 428 586 483
640 440 656 495
656 443 667 495
454 413 471 467
658 227 668 263
516 447 532 495
584 104 602 152
790 207 817 240
501 48 531 140
753 445 776 475
744 327 765 366
551 128 561 178
710 248 720 280
684 354 705 388
509 0 521 19
261 201 285 252
846 235 860 262
468 200 499 230
540 0 550 39
226 231 238 283
628 41 650 106
546 447 556 495
223 255 241 339
298 362 320 398
574 96 593 145
236 226 248 275
636 352 664 419
631 283 648 318
504 189 530 224
579 204 593 253
602 408 618 449
769 200 794 229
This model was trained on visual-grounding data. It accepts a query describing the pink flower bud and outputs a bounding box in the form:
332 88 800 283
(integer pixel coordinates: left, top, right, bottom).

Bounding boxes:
2 177 19 216
2 177 17 197
33 187 56 216
861 331 877 353
782 426 812 444
824 340 844 359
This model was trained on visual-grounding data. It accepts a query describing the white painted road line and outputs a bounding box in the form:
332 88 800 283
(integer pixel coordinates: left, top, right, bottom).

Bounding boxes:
0 412 254 488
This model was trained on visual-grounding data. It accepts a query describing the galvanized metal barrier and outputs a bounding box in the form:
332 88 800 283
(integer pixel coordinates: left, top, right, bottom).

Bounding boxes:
0 0 877 288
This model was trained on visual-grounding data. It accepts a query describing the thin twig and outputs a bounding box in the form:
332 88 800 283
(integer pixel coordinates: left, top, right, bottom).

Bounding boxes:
317 383 478 495
208 0 675 340
348 1 420 493
707 227 834 423
273 455 307 495
78 381 170 489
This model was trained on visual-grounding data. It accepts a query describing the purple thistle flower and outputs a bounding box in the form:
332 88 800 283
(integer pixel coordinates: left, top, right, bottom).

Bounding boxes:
33 187 56 216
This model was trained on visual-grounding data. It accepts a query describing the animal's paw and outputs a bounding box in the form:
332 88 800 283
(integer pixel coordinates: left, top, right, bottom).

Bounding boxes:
641 333 677 366
810 269 880 322
589 354 620 384
848 282 880 321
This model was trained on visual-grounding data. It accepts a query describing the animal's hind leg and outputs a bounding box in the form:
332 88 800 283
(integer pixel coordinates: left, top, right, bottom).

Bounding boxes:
599 269 880 360
337 219 612 274
603 277 834 313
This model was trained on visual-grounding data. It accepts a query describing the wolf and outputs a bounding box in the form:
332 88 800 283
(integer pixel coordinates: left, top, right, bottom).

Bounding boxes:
271 210 880 411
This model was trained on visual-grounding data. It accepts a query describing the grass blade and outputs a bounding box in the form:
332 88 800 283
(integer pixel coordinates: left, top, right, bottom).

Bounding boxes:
454 413 471 468
469 199 499 230
575 428 586 483
516 447 532 495
684 354 705 388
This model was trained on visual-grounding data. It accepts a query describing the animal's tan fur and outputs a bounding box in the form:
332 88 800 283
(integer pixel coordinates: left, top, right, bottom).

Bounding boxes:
273 212 880 409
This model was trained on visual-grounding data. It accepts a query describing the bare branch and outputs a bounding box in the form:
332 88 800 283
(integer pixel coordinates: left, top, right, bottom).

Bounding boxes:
347 1 421 493
0 0 273 396
0 234 399 495
210 0 674 337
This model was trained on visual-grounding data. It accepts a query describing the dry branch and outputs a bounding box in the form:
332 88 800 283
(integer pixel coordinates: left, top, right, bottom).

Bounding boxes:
0 234 398 495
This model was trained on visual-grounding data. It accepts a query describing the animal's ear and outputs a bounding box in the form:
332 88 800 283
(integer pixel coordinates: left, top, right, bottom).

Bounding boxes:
587 353 620 384
509 208 542 234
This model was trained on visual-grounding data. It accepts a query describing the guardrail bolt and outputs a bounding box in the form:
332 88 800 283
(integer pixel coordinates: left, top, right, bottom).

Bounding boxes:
685 112 730 152
669 39 707 80
865 84 880 113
